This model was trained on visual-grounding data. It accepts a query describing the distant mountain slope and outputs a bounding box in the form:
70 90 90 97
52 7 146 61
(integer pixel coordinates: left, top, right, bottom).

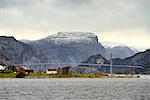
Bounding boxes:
0 53 11 65
113 49 150 73
113 49 150 65
105 46 136 59
112 46 135 59
81 49 150 74
102 41 138 59
83 54 109 64
0 36 47 64
29 32 105 64
73 54 109 74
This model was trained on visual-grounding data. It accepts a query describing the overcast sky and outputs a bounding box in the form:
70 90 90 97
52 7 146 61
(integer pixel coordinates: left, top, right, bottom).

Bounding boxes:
0 0 149 49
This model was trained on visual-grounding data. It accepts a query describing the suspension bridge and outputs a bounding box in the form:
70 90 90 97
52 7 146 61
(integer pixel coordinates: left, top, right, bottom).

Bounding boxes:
14 62 143 74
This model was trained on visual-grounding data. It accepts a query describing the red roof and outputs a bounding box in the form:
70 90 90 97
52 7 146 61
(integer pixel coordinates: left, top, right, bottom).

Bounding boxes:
18 67 25 72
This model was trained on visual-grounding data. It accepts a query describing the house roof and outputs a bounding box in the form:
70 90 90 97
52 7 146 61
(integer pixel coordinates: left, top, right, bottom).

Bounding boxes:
47 69 57 71
62 66 72 69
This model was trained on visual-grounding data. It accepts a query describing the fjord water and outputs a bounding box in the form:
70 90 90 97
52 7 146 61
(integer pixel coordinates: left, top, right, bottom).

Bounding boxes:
0 78 150 100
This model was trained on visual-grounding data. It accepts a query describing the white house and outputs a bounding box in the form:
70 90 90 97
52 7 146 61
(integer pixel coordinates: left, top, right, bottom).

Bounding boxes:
46 69 58 74
0 65 6 70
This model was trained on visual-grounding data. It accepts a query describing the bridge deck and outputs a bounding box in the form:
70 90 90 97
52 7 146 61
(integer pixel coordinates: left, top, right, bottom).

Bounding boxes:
15 63 143 68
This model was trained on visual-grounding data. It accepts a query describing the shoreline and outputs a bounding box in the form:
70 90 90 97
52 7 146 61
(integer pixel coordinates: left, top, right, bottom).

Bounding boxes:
0 73 143 79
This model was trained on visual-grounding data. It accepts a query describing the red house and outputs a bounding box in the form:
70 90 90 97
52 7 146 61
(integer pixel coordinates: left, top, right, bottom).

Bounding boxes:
18 67 26 73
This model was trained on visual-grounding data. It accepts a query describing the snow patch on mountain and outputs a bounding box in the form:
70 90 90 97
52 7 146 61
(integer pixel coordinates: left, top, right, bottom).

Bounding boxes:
45 32 98 44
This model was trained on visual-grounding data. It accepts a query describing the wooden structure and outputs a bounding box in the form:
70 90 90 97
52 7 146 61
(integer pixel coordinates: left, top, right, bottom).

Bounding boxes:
62 66 71 75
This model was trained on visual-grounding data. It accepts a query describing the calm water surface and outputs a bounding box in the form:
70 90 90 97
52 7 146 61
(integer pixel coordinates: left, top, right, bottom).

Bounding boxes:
0 77 150 100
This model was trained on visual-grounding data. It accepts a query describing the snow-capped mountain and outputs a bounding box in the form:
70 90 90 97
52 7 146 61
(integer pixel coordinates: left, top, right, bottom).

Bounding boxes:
29 32 105 64
44 32 99 44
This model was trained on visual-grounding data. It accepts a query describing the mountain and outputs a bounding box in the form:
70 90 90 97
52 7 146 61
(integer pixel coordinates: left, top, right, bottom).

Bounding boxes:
0 36 47 64
80 49 150 74
0 32 105 66
72 54 109 74
102 41 138 59
113 49 150 74
106 46 136 59
0 53 11 65
82 54 109 64
29 32 105 64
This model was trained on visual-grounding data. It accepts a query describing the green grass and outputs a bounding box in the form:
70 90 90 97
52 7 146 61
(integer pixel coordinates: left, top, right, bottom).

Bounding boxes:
102 75 135 78
0 72 138 78
27 73 139 78
0 73 17 78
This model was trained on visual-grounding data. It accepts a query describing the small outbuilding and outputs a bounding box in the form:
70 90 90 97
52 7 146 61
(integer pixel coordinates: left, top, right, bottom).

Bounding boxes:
18 67 33 74
46 69 58 74
0 65 6 71
62 66 72 75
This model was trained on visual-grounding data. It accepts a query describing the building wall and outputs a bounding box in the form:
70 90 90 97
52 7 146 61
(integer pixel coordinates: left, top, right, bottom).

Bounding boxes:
46 71 57 74
0 65 5 70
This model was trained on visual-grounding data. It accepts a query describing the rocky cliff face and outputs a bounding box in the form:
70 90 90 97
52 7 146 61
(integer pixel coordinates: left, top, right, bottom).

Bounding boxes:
29 32 105 64
0 36 47 64
0 32 105 65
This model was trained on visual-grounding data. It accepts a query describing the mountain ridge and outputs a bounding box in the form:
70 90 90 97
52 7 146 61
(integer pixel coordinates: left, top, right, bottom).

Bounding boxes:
113 49 150 73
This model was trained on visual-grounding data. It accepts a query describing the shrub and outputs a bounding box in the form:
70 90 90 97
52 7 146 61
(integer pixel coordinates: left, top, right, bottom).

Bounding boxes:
15 72 26 78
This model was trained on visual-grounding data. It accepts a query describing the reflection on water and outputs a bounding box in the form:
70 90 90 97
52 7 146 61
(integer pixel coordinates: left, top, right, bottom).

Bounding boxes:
0 78 150 100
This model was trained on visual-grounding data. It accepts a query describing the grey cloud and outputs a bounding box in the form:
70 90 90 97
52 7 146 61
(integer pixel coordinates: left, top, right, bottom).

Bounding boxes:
53 0 91 8
0 0 33 9
0 0 149 34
